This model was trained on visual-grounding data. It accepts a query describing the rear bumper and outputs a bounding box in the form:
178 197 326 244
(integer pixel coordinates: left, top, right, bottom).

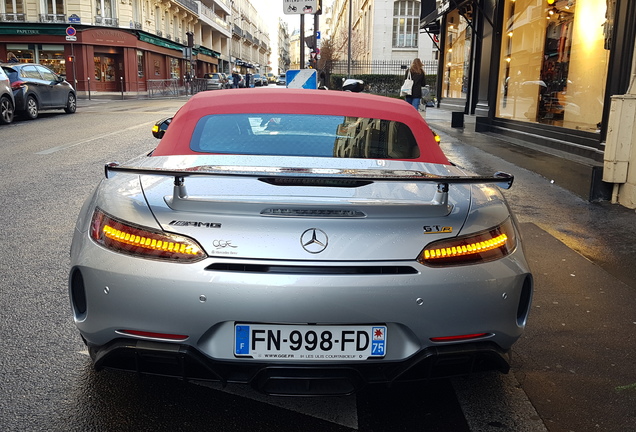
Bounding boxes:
89 338 511 396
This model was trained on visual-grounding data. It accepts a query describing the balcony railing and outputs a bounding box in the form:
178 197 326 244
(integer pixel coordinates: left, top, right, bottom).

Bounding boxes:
0 13 26 22
39 14 66 23
199 3 231 32
95 16 119 27
175 0 197 13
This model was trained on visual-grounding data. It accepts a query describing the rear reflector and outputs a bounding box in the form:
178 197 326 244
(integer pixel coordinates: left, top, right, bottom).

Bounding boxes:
430 333 490 342
118 330 188 341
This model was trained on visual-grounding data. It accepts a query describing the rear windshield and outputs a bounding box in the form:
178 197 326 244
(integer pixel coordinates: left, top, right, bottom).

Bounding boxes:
190 113 421 159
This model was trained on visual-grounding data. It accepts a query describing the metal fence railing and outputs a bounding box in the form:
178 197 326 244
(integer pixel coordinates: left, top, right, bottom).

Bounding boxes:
322 60 438 97
325 60 438 76
147 79 180 98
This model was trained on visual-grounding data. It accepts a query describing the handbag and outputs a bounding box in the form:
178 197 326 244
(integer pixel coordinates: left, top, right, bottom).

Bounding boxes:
400 71 413 97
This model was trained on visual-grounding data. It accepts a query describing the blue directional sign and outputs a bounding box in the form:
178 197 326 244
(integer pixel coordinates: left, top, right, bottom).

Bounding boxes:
286 69 317 89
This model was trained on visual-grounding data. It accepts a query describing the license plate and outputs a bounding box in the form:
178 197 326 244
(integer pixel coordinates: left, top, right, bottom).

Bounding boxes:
234 324 387 360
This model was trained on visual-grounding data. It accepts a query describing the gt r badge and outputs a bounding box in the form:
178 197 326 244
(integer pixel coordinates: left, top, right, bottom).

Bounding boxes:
423 225 453 234
301 228 328 254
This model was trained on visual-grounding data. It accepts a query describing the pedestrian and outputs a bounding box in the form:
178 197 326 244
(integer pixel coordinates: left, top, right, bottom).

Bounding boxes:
245 72 252 88
403 58 426 111
232 71 240 89
7 52 19 63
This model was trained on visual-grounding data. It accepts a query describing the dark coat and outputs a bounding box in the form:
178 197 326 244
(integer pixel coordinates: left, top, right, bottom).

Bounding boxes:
405 69 425 98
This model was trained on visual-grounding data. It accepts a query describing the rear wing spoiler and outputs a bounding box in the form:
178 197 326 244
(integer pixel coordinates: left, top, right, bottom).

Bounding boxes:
105 162 514 209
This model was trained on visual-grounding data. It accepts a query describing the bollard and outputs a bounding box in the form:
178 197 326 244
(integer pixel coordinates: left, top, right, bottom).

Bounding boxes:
451 111 464 128
120 77 124 100
87 77 91 100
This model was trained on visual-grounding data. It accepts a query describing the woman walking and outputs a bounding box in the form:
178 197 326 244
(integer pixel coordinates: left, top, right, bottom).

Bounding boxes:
404 58 426 110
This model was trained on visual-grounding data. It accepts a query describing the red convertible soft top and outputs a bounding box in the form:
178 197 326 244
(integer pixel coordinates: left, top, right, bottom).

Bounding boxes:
152 88 450 165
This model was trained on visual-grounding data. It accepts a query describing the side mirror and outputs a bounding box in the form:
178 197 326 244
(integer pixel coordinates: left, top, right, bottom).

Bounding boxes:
152 117 172 139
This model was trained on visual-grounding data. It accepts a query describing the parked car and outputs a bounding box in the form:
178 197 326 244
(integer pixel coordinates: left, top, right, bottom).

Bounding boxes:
252 74 267 86
0 65 15 124
1 63 76 120
203 73 226 90
267 72 276 84
276 73 286 85
70 88 532 396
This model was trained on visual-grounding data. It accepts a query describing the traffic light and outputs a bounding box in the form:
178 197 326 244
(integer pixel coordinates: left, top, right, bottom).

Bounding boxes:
67 55 75 62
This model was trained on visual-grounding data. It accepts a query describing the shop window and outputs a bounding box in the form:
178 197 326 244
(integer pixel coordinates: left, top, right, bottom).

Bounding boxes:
38 47 65 76
7 49 33 63
137 50 145 78
496 0 610 133
442 10 471 99
170 58 180 80
392 1 420 48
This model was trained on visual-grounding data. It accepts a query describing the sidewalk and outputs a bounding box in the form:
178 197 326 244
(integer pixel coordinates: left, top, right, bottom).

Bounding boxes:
422 107 636 290
422 108 606 201
422 107 636 431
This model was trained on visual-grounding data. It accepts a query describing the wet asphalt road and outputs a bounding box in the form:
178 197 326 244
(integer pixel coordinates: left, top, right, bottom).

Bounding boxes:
1 92 635 431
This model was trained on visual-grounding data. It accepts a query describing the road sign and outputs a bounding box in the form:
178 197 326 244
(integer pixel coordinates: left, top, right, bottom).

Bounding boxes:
283 0 318 15
66 26 76 37
286 69 317 89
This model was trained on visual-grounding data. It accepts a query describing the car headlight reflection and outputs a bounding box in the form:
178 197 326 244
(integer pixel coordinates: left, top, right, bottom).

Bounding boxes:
418 218 516 266
90 208 206 262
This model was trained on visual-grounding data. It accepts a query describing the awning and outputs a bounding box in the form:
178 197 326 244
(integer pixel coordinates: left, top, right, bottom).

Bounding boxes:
0 24 68 36
194 46 221 59
137 31 184 51
420 0 475 27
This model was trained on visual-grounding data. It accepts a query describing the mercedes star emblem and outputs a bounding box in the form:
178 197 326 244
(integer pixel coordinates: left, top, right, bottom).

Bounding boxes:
300 228 329 254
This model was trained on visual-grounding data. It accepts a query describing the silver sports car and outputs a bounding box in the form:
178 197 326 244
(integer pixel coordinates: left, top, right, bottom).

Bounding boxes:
69 88 533 396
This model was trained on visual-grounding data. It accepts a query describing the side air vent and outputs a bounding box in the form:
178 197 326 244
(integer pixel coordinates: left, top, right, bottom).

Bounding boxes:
205 263 418 275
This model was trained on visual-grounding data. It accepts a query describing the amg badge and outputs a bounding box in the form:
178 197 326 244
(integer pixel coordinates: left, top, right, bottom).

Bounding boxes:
169 220 222 228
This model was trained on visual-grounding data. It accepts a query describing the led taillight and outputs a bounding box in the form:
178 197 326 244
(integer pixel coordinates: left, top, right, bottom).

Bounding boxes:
90 208 206 262
418 218 516 266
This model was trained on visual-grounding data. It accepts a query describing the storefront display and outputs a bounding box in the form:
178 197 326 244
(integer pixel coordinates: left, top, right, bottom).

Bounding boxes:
442 9 471 100
496 0 610 133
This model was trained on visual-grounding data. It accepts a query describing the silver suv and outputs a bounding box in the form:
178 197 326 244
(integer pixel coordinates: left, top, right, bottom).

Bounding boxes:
203 73 226 90
0 65 15 124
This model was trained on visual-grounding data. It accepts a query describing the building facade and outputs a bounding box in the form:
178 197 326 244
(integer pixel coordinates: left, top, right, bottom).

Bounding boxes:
277 18 291 73
325 0 436 69
0 0 271 95
421 0 636 202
